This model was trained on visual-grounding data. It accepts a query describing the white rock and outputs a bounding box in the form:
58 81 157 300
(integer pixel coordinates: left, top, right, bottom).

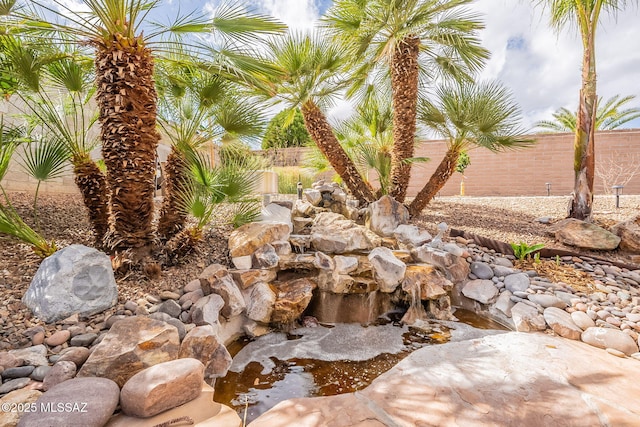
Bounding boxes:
368 247 406 293
581 327 639 356
393 224 432 247
511 302 546 332
571 311 596 330
544 307 582 340
334 256 359 275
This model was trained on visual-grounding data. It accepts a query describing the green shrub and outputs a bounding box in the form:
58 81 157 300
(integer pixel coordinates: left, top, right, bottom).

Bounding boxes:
510 242 545 261
262 108 311 150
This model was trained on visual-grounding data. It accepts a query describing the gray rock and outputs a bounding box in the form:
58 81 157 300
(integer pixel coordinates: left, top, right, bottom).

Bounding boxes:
0 378 30 394
544 307 582 340
22 245 117 323
150 313 187 341
304 189 322 206
511 302 546 332
190 294 225 328
494 290 516 317
158 299 182 318
8 345 48 366
30 365 51 382
1 365 34 379
527 294 568 309
70 333 97 347
368 247 406 293
504 273 530 293
493 265 515 277
581 327 639 356
571 311 596 330
470 262 494 280
461 280 498 304
17 377 119 427
311 212 381 254
42 360 77 391
494 257 514 268
334 256 359 275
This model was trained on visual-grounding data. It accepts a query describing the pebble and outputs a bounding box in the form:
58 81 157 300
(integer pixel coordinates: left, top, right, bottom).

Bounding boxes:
0 377 31 394
159 291 181 301
30 365 51 382
571 311 595 330
605 348 627 358
2 365 35 379
158 300 182 318
70 333 97 347
45 330 71 347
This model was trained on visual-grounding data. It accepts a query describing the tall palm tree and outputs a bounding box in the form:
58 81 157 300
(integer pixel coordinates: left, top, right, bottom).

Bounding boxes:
536 94 640 132
535 0 638 220
10 0 285 260
267 32 376 203
410 81 533 216
325 0 489 202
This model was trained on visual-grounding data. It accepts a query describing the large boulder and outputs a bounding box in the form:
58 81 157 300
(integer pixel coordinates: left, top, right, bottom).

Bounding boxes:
401 264 450 301
368 247 406 293
120 358 204 418
22 245 117 323
17 378 119 427
179 325 232 379
366 196 409 237
77 317 180 387
311 212 382 254
611 217 640 254
271 278 315 325
228 222 290 258
552 218 620 250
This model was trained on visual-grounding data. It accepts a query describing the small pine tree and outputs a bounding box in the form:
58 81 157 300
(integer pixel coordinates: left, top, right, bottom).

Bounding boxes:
261 108 311 149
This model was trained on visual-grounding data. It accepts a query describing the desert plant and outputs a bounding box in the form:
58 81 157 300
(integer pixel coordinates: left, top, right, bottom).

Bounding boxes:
262 108 311 149
273 166 315 194
510 242 545 261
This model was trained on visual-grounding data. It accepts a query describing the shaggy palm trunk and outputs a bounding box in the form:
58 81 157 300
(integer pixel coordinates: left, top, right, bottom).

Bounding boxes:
301 101 375 204
157 146 189 241
569 27 597 221
409 147 460 217
95 36 160 256
389 36 420 203
73 155 109 247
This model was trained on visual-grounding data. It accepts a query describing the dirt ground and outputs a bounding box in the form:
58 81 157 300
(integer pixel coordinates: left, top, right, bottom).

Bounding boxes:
1 191 638 348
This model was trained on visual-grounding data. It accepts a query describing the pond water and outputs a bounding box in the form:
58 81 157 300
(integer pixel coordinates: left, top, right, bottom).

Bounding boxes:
214 309 507 423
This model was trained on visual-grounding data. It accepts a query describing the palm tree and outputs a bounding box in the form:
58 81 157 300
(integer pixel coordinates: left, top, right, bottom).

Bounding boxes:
534 0 638 220
324 0 489 202
1 36 110 245
536 94 640 132
9 0 285 260
156 62 265 243
409 81 533 216
267 32 376 203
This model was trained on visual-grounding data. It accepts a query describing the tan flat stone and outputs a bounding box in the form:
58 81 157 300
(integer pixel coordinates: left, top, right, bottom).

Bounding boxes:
250 332 640 427
107 383 241 427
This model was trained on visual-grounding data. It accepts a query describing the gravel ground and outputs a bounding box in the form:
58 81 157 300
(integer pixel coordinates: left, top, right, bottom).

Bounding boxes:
1 191 638 349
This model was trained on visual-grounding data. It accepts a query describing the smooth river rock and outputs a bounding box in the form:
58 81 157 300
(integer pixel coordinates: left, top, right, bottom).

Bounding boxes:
461 280 498 305
543 307 582 340
581 327 639 356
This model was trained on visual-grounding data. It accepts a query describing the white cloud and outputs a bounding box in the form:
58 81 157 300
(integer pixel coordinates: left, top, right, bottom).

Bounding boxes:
472 0 640 129
258 0 320 31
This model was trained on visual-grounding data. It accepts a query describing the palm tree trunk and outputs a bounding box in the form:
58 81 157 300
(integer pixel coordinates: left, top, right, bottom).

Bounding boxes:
389 35 420 203
95 38 160 255
73 156 109 247
301 101 376 204
157 146 189 241
409 147 460 217
569 27 597 221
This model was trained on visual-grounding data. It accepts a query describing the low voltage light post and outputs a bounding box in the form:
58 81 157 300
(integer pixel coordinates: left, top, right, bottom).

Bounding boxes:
612 185 624 208
545 182 551 196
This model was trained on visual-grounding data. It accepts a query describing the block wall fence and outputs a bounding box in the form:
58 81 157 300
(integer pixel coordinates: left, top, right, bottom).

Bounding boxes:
2 129 639 196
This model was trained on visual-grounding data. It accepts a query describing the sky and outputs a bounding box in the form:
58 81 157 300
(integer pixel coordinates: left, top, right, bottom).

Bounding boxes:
51 0 640 130
198 0 640 130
